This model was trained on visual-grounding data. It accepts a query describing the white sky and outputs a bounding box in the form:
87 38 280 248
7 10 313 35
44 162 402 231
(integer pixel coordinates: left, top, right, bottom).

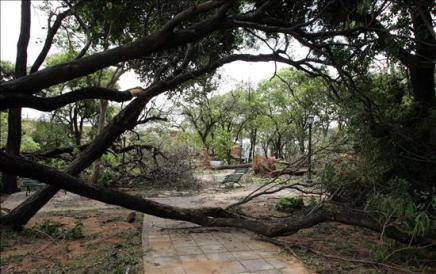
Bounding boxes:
1 1 293 119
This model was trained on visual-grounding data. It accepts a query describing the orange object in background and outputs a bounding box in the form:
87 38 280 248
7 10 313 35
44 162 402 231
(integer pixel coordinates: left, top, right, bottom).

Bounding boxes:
201 148 211 169
252 156 276 175
231 144 241 159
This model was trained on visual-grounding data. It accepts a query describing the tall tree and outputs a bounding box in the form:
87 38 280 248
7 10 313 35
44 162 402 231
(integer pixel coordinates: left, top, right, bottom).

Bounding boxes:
1 0 31 194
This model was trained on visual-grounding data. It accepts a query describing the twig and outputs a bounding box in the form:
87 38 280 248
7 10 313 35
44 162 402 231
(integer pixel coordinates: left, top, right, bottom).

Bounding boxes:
32 228 59 245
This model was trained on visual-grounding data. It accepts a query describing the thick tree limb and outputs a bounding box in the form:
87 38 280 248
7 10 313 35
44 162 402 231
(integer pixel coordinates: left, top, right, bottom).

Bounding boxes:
0 151 433 247
0 87 140 111
30 9 73 73
0 1 229 95
28 143 161 159
211 163 252 170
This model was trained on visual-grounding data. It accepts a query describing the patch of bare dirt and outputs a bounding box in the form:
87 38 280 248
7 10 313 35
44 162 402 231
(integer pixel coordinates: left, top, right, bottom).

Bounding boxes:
1 208 143 273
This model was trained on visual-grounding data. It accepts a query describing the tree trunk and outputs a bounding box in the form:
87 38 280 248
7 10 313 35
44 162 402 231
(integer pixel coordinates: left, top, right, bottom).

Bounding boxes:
90 99 108 184
298 139 305 156
72 106 81 146
248 128 257 162
1 108 21 194
1 0 31 194
409 0 435 107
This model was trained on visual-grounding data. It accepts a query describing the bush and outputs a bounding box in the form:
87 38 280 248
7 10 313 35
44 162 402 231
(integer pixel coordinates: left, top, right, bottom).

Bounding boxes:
140 144 201 190
31 220 63 238
65 221 85 240
276 197 304 212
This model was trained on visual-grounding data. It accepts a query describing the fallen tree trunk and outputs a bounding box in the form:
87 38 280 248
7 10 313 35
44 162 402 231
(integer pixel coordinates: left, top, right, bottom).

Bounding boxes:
1 151 434 247
270 169 307 177
26 143 161 159
211 163 252 170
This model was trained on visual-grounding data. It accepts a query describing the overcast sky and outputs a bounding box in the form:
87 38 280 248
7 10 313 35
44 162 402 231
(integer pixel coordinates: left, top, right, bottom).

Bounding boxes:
1 1 291 119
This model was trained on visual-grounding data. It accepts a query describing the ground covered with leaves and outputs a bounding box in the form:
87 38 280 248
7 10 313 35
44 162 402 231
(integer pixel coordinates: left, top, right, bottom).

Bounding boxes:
0 208 143 273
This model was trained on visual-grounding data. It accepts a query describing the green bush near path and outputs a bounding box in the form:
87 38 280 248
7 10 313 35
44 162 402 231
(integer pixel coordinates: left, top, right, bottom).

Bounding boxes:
276 197 304 213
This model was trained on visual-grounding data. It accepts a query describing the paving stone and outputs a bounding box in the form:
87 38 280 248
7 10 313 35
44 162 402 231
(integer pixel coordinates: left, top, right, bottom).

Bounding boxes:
195 238 219 245
222 241 251 251
205 252 235 262
239 258 275 272
182 260 247 274
154 266 186 274
245 241 278 251
149 249 177 257
148 240 172 251
151 256 181 267
279 267 311 274
199 243 228 253
173 241 198 248
175 245 204 255
179 254 208 263
231 251 262 260
250 270 282 274
149 234 170 241
144 260 186 273
256 251 280 258
265 257 291 269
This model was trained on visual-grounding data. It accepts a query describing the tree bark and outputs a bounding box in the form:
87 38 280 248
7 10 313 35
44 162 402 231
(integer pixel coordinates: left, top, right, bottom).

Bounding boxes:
0 87 134 111
1 0 31 194
211 163 251 170
90 99 108 184
408 1 435 107
2 109 21 194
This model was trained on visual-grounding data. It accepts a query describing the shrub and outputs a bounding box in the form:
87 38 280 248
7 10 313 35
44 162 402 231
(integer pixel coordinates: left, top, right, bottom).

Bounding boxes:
32 220 63 238
276 197 304 212
65 221 84 240
140 144 201 190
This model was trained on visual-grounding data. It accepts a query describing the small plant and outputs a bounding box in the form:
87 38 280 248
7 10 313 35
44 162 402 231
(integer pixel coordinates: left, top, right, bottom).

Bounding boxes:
65 221 84 240
32 220 64 238
276 197 304 212
27 219 85 240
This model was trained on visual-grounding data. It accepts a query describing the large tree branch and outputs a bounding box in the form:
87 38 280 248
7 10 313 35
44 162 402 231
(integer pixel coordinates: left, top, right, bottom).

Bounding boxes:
0 151 433 247
26 142 161 159
0 87 140 111
0 151 236 226
0 1 229 95
30 7 76 73
162 0 228 31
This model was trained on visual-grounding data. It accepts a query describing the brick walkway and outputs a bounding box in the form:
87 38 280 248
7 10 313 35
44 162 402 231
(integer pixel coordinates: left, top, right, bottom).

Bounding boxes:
142 214 311 274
